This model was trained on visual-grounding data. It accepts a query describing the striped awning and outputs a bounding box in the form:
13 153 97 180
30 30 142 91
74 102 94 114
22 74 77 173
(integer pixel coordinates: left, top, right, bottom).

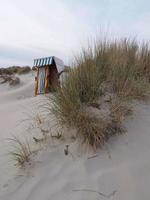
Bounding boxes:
33 57 53 67
33 56 64 72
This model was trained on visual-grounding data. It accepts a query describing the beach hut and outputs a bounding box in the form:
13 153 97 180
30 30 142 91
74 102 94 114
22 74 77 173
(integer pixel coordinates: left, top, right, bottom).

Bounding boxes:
33 56 64 95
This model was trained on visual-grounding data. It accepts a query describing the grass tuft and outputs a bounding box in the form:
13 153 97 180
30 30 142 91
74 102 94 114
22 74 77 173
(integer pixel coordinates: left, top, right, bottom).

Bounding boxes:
8 136 31 167
50 37 150 149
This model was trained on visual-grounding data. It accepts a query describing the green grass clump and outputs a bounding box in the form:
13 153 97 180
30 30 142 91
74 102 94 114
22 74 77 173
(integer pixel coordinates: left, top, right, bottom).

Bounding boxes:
50 37 150 149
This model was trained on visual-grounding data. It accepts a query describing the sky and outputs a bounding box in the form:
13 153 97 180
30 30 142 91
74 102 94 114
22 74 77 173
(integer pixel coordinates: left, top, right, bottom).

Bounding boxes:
0 0 150 67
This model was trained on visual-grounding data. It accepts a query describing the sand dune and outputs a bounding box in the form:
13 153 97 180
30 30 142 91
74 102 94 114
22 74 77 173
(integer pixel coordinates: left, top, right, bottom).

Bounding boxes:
0 73 150 200
0 73 35 103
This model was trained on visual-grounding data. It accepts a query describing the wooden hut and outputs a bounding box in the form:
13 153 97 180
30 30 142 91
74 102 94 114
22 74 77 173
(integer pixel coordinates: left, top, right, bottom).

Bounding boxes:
33 56 64 95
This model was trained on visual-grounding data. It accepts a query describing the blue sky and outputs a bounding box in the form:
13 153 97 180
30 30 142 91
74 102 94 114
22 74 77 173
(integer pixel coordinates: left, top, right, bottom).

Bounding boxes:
0 0 150 67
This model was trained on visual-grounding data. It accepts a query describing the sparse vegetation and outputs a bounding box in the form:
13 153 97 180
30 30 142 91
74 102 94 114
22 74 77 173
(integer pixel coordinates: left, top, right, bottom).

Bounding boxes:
50 37 150 149
17 66 31 74
0 66 31 75
0 74 20 86
0 66 31 86
8 136 31 167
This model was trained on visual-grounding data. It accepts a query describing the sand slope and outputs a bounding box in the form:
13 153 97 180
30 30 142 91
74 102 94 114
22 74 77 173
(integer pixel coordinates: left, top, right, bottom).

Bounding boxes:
0 73 150 200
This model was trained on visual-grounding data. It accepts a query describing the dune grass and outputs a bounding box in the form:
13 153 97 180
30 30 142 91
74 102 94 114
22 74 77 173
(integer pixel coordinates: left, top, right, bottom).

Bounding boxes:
0 66 31 75
8 136 31 167
50 37 150 149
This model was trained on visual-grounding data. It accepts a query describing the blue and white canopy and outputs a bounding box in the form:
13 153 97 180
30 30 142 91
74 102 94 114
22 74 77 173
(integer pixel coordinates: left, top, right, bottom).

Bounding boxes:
33 56 64 72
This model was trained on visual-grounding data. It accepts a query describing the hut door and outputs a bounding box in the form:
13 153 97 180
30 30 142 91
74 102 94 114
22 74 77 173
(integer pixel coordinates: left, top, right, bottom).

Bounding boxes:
38 68 45 94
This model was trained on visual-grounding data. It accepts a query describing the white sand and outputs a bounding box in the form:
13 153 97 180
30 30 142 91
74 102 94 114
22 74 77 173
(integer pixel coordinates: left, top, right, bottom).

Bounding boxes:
0 73 150 200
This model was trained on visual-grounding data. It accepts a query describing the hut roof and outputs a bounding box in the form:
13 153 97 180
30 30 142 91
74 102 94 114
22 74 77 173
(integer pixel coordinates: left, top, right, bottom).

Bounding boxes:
33 56 64 72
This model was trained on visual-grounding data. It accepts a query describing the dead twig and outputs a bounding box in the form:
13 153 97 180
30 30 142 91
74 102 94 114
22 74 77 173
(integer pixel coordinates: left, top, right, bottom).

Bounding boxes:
64 145 69 155
72 189 117 198
88 154 98 159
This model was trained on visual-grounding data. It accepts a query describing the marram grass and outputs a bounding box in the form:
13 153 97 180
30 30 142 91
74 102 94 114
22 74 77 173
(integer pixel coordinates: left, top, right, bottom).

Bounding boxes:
50 37 150 149
8 136 31 167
